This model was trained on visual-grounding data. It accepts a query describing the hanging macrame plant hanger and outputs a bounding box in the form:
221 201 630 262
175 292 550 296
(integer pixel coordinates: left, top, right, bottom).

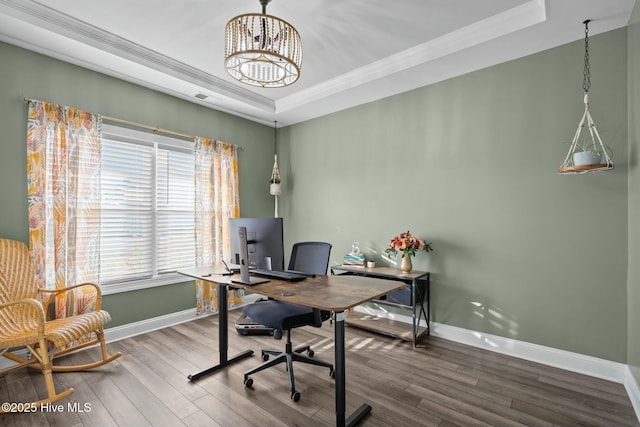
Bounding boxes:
269 154 281 195
558 20 614 175
269 122 281 217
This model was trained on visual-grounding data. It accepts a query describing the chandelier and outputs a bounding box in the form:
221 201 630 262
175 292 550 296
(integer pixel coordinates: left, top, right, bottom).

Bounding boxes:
224 0 302 88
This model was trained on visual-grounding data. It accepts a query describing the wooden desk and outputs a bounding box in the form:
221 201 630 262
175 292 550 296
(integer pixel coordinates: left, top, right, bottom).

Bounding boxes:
331 266 430 347
178 266 404 427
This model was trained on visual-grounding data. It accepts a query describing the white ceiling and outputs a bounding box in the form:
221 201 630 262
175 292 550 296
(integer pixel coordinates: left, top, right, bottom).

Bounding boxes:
0 0 635 126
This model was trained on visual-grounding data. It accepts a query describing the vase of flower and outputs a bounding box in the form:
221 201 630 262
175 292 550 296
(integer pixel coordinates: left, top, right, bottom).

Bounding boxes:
385 230 433 274
400 255 412 273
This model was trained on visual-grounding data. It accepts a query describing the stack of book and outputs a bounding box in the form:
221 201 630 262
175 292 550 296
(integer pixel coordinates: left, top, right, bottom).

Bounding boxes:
343 252 366 267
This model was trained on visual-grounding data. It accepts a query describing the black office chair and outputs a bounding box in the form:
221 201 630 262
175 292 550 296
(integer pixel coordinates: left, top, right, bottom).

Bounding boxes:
242 241 334 402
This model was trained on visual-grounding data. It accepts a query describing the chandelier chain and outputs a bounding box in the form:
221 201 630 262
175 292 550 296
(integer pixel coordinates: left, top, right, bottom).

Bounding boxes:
583 20 591 93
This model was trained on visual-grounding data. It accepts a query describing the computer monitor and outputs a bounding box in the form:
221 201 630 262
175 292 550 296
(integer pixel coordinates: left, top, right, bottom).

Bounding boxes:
229 217 284 271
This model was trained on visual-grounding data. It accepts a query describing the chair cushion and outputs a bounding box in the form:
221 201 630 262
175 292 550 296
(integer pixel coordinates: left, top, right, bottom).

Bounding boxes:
44 310 111 348
243 300 317 331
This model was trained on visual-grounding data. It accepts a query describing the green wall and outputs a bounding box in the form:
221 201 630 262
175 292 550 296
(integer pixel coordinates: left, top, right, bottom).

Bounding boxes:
280 28 629 362
0 41 274 327
628 2 640 382
0 25 636 365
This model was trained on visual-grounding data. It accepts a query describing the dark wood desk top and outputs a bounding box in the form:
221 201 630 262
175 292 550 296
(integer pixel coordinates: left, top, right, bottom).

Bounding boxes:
331 265 429 281
178 265 405 312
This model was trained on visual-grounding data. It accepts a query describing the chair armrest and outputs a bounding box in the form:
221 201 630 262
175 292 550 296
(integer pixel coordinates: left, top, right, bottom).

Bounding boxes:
38 283 102 317
0 298 46 336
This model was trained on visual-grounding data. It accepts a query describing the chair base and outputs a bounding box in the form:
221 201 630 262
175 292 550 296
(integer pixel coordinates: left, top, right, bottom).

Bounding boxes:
243 330 333 402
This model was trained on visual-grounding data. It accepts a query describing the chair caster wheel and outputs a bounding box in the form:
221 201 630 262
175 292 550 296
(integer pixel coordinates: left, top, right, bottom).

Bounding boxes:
291 391 301 402
244 377 253 388
308 350 315 357
329 368 335 379
261 353 269 361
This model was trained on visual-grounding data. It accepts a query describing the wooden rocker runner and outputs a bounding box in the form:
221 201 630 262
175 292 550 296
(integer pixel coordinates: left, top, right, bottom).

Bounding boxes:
0 238 121 412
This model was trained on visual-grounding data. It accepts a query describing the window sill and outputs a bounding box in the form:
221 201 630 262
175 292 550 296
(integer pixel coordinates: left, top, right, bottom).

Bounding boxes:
101 273 194 295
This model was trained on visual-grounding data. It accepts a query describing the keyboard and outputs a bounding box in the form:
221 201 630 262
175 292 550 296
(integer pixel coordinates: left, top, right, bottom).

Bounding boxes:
250 268 308 281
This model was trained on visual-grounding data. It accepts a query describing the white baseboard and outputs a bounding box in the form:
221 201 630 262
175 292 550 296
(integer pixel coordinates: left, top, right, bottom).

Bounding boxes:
355 305 627 381
104 308 214 343
103 294 260 343
430 322 628 383
353 305 639 421
625 366 640 422
433 322 639 422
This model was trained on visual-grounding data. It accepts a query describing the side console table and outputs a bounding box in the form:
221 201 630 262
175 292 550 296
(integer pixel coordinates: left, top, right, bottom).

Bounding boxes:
331 265 430 347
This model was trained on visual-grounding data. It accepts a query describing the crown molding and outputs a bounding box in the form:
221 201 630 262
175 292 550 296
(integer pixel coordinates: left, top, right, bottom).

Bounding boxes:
0 0 633 127
276 0 546 115
0 0 275 114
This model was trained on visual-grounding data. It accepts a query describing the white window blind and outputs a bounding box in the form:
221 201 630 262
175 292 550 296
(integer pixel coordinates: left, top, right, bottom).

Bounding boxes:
156 149 195 273
100 124 195 287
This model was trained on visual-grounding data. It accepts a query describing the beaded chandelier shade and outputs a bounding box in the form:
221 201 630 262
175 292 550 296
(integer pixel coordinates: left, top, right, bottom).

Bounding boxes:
224 0 302 88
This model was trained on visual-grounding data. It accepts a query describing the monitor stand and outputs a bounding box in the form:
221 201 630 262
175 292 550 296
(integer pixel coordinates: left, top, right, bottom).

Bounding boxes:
231 276 269 286
232 226 269 286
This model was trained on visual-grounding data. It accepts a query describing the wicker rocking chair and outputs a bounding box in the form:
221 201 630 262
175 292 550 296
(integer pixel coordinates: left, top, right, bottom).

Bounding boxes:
0 238 121 411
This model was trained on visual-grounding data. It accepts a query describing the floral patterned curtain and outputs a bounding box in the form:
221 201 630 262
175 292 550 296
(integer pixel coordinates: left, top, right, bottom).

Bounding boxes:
26 100 101 318
194 137 241 314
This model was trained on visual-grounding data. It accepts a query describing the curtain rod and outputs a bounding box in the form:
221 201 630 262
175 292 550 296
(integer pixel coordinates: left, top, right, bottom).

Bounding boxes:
24 98 241 148
103 115 195 140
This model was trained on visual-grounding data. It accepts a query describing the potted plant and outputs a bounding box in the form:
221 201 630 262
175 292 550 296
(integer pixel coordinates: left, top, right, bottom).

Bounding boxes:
269 176 281 195
573 149 601 166
572 137 602 166
269 154 281 196
384 231 433 273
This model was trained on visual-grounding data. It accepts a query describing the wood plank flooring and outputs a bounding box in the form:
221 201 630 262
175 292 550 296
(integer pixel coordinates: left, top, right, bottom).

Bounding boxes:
1 310 638 426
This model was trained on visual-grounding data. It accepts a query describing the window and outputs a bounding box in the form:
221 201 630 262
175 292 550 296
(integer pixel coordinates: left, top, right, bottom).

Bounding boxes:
100 124 195 292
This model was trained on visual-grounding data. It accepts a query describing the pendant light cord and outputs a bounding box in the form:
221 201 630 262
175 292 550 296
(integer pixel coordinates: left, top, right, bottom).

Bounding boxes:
582 19 591 93
274 121 278 155
260 0 271 14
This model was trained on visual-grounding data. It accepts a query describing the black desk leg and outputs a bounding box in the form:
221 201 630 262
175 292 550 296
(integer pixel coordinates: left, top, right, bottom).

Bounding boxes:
426 276 430 334
188 283 253 381
411 278 418 348
335 311 371 427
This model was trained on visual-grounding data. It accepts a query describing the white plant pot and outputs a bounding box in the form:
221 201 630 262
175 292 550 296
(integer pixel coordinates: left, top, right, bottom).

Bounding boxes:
270 183 281 196
573 151 601 166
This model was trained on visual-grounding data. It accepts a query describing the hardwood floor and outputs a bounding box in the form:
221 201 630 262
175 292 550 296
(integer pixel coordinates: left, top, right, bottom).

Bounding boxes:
1 310 638 427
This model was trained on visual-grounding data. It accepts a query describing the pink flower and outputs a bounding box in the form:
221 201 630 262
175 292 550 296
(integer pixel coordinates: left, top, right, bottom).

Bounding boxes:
385 230 433 258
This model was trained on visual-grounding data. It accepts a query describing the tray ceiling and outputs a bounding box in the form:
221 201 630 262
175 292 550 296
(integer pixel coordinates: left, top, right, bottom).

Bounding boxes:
0 0 635 125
